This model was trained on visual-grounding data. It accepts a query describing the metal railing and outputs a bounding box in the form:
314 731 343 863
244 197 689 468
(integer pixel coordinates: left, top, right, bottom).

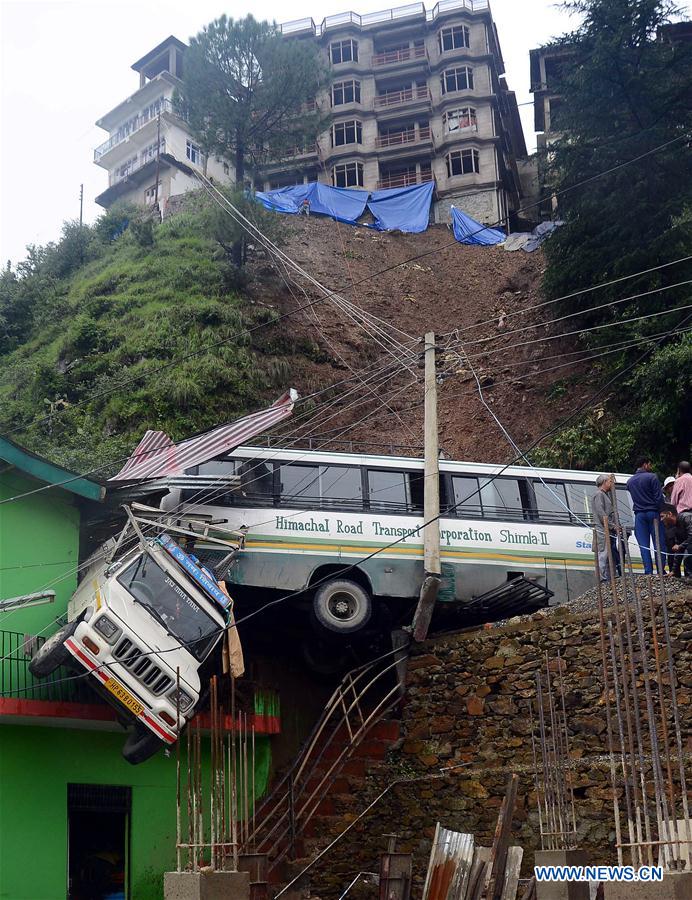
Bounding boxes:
94 98 180 161
279 2 488 37
242 644 408 871
374 85 430 108
377 170 433 189
0 629 97 705
373 45 426 66
376 124 431 148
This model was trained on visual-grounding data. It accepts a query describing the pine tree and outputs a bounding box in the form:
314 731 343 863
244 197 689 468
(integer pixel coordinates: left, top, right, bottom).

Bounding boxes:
179 15 326 186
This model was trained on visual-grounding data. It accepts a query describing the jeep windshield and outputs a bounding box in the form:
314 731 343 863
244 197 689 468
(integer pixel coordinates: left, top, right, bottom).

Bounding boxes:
117 554 223 661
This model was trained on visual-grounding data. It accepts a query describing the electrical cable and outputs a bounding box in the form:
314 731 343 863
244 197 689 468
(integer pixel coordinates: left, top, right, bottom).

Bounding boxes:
3 132 686 444
4 309 689 696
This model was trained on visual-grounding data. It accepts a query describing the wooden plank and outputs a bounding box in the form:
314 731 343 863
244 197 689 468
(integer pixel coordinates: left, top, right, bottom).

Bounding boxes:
499 847 523 900
486 774 519 900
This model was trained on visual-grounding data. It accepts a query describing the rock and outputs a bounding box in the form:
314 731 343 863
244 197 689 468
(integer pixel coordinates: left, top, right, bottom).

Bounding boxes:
466 695 485 716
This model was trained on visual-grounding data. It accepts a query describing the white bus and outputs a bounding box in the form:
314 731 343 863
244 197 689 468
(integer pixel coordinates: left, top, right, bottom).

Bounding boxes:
161 446 641 635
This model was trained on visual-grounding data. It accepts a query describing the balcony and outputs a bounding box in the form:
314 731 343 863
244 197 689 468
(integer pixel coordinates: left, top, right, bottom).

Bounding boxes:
376 124 431 148
375 85 430 109
377 169 433 189
111 139 166 185
373 45 426 67
94 97 182 162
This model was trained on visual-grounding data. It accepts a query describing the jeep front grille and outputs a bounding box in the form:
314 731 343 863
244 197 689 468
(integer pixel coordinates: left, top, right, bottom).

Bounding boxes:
113 637 172 696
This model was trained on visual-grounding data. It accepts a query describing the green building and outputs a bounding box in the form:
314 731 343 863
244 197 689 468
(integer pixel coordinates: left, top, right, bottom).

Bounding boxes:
0 438 274 900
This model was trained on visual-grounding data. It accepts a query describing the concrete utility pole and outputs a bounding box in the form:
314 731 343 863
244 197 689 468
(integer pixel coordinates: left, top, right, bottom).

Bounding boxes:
411 331 441 642
79 184 83 227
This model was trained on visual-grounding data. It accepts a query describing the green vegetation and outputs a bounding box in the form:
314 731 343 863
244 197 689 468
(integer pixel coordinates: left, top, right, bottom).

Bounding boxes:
0 202 298 473
538 0 692 472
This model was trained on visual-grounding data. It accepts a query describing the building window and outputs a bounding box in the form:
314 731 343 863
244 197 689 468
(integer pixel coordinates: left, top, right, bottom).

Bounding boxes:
443 107 477 132
331 120 363 147
332 80 361 106
439 25 470 52
186 140 202 165
446 148 480 176
333 161 364 188
144 183 161 205
441 66 474 94
330 39 359 64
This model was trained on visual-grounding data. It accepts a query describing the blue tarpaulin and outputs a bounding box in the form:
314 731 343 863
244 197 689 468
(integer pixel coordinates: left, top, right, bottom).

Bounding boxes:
254 180 433 232
366 182 434 234
451 206 505 246
254 182 368 224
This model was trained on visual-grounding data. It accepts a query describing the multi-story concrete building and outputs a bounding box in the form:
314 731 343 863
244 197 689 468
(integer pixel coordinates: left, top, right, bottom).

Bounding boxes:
94 3 526 228
93 36 232 213
268 0 526 226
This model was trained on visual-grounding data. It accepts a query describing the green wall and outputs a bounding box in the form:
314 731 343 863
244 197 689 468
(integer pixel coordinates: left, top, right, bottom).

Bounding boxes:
0 468 80 633
0 725 272 900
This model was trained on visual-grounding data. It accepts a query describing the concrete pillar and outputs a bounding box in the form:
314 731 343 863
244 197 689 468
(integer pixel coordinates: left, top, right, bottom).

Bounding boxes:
535 850 590 900
603 873 692 900
163 870 250 900
169 46 177 77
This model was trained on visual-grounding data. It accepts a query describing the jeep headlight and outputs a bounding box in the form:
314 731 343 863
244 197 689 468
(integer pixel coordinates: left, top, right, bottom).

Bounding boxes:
93 616 120 643
169 687 195 712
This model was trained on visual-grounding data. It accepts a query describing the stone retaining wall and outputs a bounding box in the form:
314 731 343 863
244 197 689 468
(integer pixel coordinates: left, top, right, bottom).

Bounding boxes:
307 587 692 898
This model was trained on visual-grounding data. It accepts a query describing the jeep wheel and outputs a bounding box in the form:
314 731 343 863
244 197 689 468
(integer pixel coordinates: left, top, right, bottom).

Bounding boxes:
122 723 165 765
29 621 77 678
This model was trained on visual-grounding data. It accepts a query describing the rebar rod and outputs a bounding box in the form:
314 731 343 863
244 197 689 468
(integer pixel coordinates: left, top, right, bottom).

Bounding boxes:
187 711 193 871
653 525 692 855
621 539 676 867
556 651 578 844
529 701 547 850
608 620 641 866
603 526 647 864
544 656 569 846
646 575 682 866
535 669 559 849
592 531 624 866
176 668 182 873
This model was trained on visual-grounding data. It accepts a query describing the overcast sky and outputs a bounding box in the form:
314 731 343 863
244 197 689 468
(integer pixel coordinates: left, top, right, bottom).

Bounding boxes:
1 0 689 266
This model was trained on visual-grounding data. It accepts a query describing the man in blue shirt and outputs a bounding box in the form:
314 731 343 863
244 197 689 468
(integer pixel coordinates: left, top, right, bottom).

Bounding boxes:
626 455 666 575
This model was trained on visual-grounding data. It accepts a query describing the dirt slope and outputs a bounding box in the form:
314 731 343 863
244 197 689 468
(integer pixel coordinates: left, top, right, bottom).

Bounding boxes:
246 217 594 464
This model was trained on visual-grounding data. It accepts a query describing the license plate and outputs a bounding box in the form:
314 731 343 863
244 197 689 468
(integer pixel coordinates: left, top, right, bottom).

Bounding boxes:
103 677 144 716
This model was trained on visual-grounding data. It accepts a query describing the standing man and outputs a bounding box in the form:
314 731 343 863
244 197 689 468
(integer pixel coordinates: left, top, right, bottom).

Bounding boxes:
670 461 692 514
591 474 619 582
626 455 666 575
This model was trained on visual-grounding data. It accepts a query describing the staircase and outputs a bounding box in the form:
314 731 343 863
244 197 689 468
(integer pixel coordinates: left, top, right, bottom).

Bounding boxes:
243 644 407 878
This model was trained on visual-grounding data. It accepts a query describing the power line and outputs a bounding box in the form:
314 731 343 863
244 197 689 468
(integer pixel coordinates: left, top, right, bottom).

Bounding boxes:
447 303 692 362
5 309 690 695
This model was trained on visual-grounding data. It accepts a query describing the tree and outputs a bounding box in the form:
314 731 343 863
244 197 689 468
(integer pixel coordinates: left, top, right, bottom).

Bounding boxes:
179 15 326 186
540 0 692 468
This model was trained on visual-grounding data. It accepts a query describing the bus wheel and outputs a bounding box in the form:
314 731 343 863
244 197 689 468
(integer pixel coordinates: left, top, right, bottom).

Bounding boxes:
313 579 372 634
122 723 165 765
29 621 77 677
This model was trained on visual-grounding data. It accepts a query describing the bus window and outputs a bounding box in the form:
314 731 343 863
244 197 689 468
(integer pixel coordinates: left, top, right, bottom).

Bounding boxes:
451 475 483 518
565 482 593 525
615 486 634 531
367 470 423 514
533 481 570 523
279 464 320 506
320 466 363 510
238 459 274 502
480 477 526 521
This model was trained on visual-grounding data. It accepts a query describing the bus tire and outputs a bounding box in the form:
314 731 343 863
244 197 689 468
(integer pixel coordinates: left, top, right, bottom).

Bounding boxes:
29 621 77 678
312 579 372 634
122 723 165 765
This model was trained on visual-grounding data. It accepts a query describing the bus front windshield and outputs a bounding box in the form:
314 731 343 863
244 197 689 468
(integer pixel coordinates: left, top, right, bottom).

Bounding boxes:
118 554 222 661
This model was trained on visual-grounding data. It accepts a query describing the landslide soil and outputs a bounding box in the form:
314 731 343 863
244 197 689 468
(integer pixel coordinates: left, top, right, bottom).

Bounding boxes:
246 217 593 464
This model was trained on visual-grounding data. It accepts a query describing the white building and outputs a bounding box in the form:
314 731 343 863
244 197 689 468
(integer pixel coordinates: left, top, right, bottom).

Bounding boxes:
93 36 232 213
